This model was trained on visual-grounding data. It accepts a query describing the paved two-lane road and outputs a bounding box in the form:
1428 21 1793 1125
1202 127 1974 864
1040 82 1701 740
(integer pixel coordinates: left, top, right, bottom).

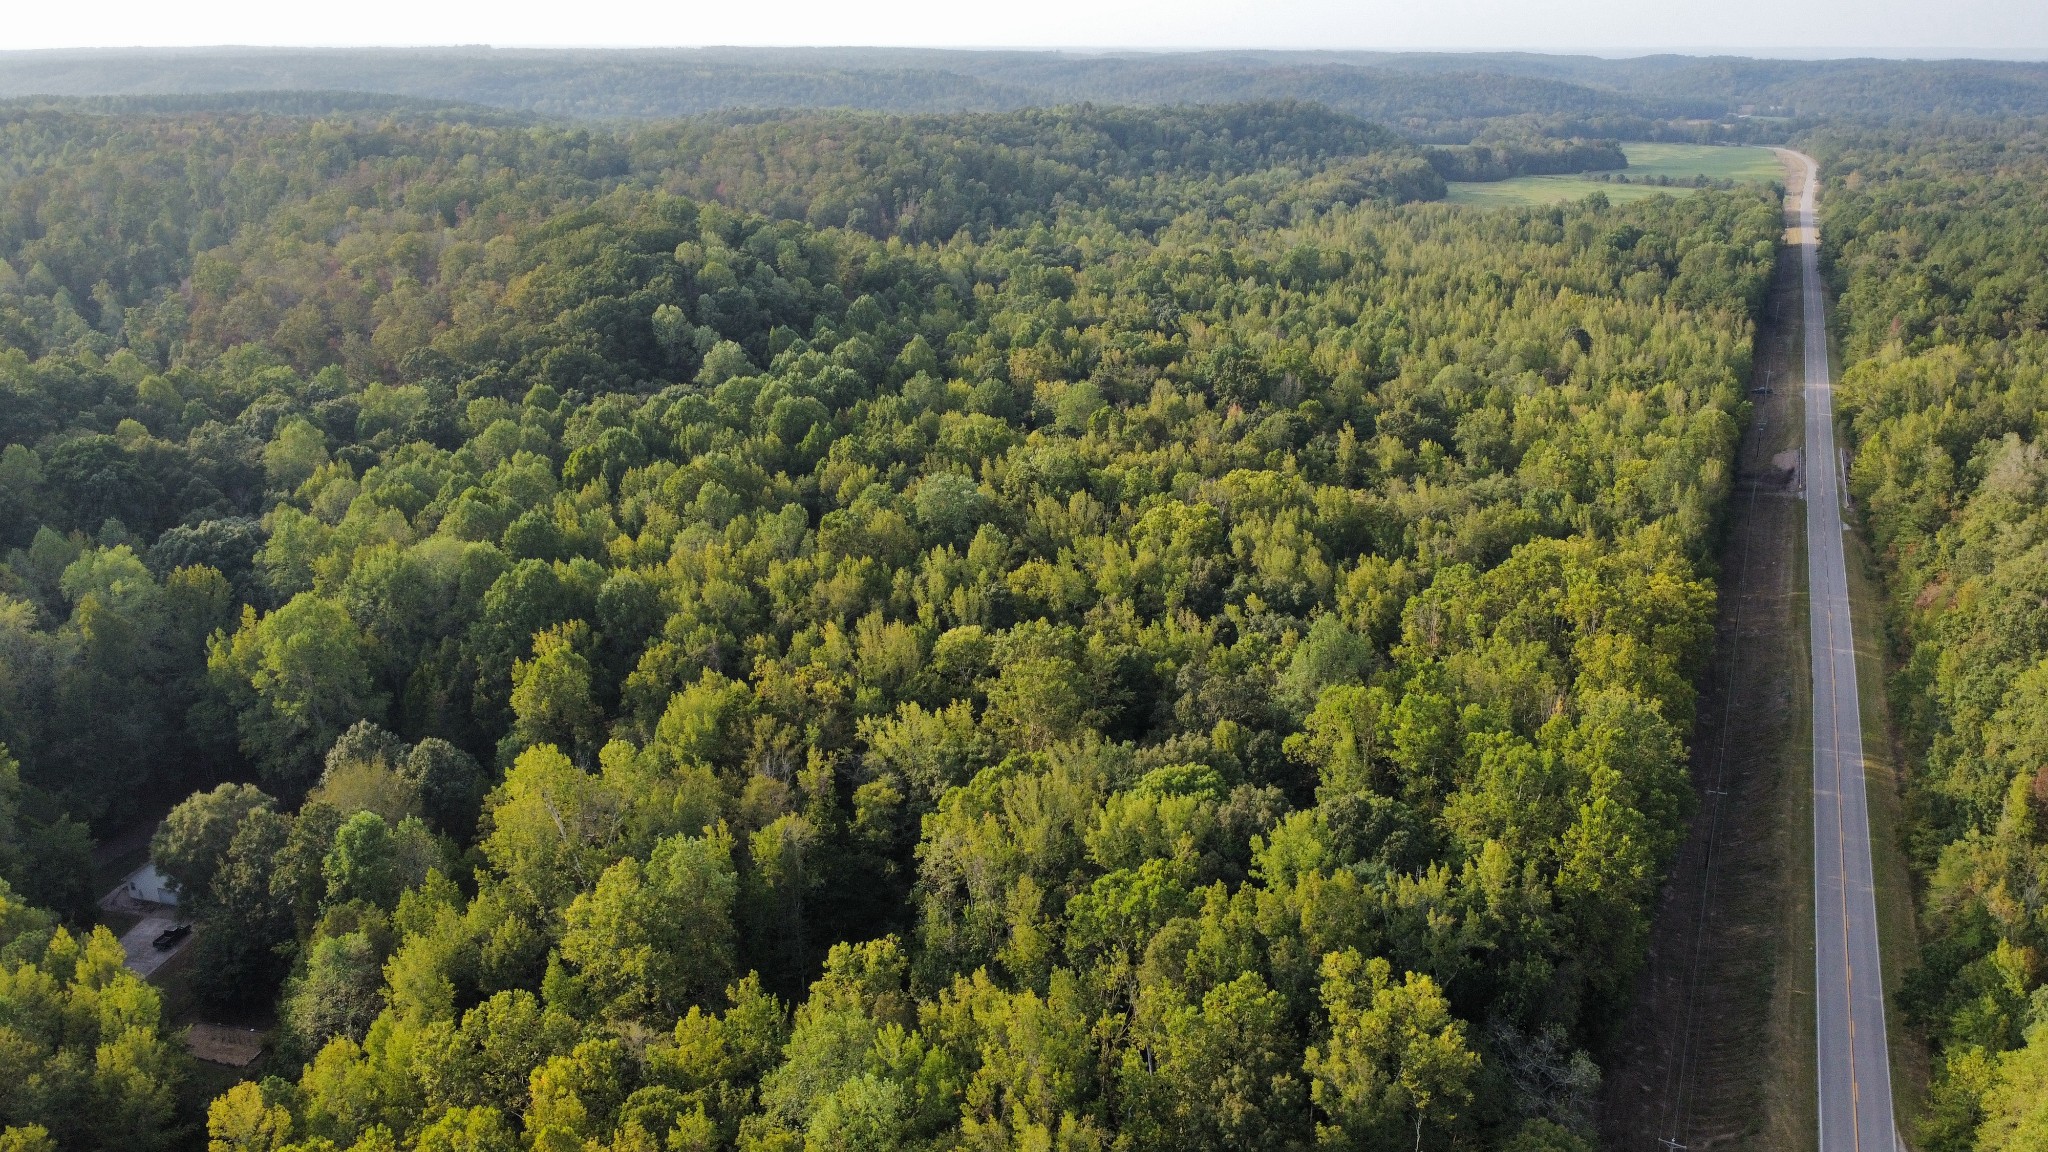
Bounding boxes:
1781 148 1898 1152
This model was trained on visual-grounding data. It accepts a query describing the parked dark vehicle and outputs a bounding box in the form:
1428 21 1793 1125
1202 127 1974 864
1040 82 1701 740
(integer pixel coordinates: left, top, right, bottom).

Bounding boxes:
151 925 191 951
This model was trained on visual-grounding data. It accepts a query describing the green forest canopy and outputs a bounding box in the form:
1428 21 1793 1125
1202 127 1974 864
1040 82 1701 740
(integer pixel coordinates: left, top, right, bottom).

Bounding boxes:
0 96 1787 1151
1820 117 2048 1152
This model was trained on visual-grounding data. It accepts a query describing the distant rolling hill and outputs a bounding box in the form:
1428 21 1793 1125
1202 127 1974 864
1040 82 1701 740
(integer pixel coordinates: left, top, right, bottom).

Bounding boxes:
3 48 2045 139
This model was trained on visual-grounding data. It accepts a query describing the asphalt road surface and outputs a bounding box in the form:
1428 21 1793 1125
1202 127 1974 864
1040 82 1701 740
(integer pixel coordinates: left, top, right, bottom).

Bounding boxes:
1784 149 1898 1152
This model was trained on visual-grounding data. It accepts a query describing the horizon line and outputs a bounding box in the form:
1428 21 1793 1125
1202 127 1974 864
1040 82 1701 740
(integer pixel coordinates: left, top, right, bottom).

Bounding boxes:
3 44 2047 61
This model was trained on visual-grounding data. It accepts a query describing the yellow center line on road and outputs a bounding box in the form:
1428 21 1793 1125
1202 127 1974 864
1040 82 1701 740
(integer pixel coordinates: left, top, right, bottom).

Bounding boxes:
1781 145 1896 1152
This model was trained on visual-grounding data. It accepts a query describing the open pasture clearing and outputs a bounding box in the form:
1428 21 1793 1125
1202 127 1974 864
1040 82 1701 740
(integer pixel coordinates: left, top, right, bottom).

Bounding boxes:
1445 142 1782 207
1622 141 1787 183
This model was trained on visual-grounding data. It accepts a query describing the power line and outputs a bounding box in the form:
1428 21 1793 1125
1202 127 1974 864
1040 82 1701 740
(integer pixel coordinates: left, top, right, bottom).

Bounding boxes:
1652 198 1800 1152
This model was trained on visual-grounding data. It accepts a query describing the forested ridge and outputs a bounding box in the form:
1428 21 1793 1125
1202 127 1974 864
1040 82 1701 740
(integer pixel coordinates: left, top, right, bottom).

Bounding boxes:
9 48 2048 135
1821 119 2048 1151
0 99 1780 1150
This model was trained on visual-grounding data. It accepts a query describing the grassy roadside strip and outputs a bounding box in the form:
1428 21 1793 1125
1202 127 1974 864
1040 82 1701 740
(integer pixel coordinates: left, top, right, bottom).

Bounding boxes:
1842 489 1933 1133
1762 497 1820 1152
1594 200 1816 1152
1758 230 1819 1152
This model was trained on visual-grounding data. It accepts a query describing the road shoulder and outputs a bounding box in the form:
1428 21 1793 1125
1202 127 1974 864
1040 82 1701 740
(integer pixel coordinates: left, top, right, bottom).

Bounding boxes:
1839 431 1931 1131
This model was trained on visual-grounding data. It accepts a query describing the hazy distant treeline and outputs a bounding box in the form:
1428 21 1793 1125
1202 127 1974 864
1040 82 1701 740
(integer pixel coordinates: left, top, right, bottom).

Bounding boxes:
4 47 2046 139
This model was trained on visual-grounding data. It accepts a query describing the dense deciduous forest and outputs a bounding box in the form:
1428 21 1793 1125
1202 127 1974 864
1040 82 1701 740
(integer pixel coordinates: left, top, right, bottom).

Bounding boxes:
1822 118 2048 1152
0 94 1783 1150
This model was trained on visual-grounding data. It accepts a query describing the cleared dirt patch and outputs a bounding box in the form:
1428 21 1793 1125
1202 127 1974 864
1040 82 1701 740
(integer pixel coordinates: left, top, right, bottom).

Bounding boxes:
185 1022 266 1068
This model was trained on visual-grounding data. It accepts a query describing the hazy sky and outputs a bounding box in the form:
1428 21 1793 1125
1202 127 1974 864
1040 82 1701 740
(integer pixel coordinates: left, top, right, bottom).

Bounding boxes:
5 0 2045 56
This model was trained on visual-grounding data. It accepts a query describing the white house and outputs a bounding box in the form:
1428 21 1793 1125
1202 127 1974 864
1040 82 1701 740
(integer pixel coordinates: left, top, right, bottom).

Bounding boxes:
126 863 178 906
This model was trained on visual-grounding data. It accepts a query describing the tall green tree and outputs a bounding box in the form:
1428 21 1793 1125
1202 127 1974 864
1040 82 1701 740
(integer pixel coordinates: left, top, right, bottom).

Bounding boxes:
211 596 386 789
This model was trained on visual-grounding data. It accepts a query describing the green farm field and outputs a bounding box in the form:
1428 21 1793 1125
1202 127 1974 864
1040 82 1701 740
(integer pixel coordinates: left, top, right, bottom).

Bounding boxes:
1446 142 1784 207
